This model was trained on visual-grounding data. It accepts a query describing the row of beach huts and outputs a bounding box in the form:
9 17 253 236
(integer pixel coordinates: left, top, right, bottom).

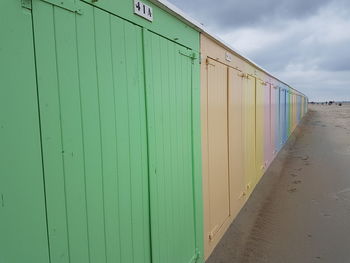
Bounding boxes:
1 0 308 262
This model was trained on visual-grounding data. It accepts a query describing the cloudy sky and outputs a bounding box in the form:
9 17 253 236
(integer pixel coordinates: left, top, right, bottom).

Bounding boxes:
168 0 350 101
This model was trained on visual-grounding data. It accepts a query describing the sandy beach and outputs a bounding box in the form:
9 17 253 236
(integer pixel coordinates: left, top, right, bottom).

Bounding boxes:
207 104 350 263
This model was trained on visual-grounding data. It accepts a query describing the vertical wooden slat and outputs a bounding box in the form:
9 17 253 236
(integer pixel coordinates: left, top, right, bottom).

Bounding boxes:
228 67 245 216
112 18 134 262
123 21 150 263
94 9 120 263
0 1 50 262
206 59 230 241
255 80 264 181
243 76 256 192
32 2 71 261
75 5 106 263
54 7 90 262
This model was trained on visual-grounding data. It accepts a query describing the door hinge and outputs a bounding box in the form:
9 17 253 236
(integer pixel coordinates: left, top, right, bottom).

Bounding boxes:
239 191 247 199
208 224 219 241
206 58 215 67
179 50 197 60
238 72 249 79
190 248 201 263
39 0 83 14
21 0 32 10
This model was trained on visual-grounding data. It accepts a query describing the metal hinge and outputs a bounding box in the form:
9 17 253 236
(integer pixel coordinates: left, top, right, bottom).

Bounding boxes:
238 72 249 79
208 224 219 241
190 248 201 263
21 0 32 10
239 191 247 199
246 183 251 190
206 58 215 67
39 0 83 14
179 50 197 60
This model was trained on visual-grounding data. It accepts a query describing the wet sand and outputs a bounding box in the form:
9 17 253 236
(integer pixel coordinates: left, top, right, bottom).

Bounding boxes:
207 104 350 263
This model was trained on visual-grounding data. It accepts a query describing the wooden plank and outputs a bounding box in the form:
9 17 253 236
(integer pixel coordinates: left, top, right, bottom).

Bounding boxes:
0 1 50 262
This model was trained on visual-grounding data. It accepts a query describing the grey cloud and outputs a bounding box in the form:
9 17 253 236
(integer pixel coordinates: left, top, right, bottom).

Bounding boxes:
318 43 350 72
250 36 350 99
170 0 333 29
167 0 350 101
249 29 350 73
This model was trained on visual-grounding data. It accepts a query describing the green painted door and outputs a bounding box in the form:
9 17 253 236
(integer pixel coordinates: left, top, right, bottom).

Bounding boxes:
28 1 202 262
144 31 201 263
0 1 50 262
31 1 151 262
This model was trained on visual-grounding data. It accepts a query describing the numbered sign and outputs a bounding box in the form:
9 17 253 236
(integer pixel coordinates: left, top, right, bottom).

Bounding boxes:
225 52 232 62
134 0 153 22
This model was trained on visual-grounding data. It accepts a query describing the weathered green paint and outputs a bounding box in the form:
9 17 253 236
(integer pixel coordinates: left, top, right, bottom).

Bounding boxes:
1 0 203 262
0 1 50 262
